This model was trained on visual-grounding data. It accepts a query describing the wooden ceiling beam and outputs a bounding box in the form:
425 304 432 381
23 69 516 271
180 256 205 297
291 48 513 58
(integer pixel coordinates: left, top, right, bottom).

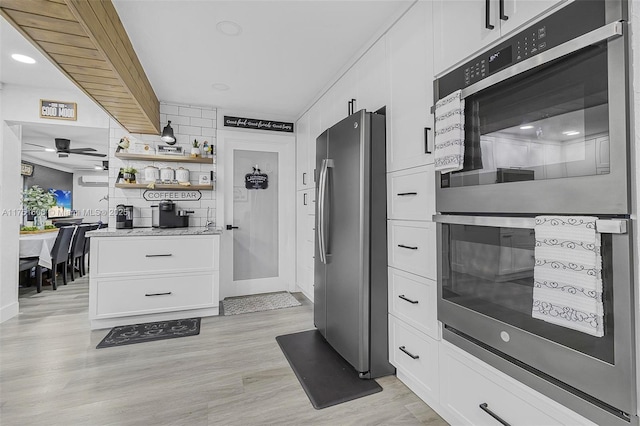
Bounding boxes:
0 0 160 135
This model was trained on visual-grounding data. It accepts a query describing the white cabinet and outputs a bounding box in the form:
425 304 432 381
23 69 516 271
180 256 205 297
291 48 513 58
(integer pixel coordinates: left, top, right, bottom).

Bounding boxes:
388 220 436 280
295 112 310 191
433 0 566 75
388 268 438 339
355 38 388 113
439 341 596 426
387 0 434 172
387 165 436 221
295 189 315 302
89 234 220 330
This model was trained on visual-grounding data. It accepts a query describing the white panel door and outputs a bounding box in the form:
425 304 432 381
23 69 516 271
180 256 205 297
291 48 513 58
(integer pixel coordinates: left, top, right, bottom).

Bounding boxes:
219 130 295 298
499 0 567 37
355 38 388 113
295 112 310 191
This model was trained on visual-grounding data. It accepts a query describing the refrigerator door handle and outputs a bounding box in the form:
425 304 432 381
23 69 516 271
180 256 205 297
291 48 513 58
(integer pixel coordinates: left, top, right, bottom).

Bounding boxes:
318 160 327 264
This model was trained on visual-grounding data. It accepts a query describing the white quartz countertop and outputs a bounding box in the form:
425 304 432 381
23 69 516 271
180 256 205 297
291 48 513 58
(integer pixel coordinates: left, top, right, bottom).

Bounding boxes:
87 227 223 237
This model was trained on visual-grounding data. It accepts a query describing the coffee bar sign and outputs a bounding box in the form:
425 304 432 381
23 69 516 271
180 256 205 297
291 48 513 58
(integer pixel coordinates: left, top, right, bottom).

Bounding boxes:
143 190 202 201
40 99 77 121
224 116 293 133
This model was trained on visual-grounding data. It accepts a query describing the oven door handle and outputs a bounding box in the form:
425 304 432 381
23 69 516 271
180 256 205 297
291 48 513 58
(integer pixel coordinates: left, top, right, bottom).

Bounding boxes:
433 215 628 234
459 20 623 100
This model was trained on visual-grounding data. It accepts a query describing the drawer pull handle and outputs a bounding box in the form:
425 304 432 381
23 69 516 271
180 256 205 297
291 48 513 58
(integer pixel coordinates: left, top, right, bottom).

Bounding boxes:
399 346 419 359
398 244 418 250
145 254 173 257
398 295 419 304
145 292 172 297
397 192 417 196
479 403 511 426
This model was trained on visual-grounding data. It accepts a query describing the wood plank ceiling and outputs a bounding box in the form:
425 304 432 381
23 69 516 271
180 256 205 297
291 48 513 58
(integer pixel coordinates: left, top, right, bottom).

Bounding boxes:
0 0 160 134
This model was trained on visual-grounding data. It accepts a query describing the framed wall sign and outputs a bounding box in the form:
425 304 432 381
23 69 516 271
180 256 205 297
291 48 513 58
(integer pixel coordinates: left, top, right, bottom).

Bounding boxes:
21 162 34 176
40 99 77 121
224 116 293 133
245 167 268 189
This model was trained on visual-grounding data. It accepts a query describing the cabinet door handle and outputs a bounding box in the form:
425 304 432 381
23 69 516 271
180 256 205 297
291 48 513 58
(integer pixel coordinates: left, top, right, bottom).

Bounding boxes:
302 172 307 185
398 294 419 304
303 193 308 206
145 292 172 297
499 0 508 20
424 127 432 154
399 346 420 359
485 0 495 29
397 192 417 196
398 244 418 250
145 254 173 257
479 403 511 426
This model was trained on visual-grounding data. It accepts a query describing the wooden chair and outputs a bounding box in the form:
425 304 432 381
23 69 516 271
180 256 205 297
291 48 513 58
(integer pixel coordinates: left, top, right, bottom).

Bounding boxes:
68 224 90 280
45 226 75 290
82 223 100 275
19 257 42 293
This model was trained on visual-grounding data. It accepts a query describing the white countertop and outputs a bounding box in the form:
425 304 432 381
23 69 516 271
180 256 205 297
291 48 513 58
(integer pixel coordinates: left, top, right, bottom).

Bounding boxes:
87 227 223 237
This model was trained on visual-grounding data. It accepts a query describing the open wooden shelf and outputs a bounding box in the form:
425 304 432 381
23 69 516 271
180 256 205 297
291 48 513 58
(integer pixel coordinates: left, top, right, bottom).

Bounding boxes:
115 152 214 164
115 183 214 190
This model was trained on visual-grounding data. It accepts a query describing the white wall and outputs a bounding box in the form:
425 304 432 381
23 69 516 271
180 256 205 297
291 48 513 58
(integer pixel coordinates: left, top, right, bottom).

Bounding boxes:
72 172 109 222
0 122 22 322
108 102 217 228
2 84 110 129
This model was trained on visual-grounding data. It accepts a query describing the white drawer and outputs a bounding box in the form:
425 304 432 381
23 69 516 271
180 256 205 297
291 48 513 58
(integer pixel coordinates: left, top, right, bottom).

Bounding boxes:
388 220 436 279
387 165 435 221
439 342 597 426
388 268 438 340
95 236 217 276
389 315 439 404
95 272 215 318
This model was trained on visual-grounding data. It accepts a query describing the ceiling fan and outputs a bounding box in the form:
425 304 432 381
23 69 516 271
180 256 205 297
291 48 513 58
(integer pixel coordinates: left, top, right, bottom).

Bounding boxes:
54 138 106 158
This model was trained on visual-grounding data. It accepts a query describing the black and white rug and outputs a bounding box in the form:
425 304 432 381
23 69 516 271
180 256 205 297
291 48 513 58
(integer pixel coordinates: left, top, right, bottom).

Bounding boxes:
222 291 301 315
96 318 201 349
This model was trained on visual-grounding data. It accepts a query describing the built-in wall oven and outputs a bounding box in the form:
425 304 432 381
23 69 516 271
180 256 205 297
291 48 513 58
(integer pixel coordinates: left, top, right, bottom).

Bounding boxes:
433 1 635 425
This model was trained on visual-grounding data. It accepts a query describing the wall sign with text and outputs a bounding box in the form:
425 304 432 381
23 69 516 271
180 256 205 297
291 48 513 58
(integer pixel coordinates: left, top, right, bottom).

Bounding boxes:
224 116 293 133
40 99 77 121
143 190 202 201
245 167 269 190
21 162 34 176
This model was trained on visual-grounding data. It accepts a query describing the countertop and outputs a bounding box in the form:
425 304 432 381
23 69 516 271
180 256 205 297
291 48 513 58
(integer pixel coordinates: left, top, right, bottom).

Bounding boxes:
86 227 223 237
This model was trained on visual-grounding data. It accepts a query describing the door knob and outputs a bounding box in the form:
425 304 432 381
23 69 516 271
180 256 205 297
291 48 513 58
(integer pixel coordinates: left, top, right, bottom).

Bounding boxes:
226 225 239 230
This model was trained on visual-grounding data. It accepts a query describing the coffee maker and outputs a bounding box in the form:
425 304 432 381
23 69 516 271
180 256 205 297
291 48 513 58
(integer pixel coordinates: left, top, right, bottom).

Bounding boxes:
115 204 133 229
151 200 192 228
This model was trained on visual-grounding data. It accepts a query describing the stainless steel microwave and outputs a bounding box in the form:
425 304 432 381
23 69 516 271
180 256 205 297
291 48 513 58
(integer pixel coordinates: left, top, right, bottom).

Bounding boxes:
433 0 629 216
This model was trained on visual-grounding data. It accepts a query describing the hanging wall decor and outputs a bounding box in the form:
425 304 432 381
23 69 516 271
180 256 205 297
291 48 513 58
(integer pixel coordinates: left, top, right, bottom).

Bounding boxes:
245 166 268 190
224 116 293 133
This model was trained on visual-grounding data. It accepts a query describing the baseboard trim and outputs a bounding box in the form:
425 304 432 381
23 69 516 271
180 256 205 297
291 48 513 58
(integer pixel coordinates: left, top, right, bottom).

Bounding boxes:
90 307 219 330
0 302 19 323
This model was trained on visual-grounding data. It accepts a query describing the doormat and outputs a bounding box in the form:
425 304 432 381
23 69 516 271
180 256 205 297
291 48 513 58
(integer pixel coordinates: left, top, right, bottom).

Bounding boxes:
222 291 301 315
96 318 200 349
276 329 382 409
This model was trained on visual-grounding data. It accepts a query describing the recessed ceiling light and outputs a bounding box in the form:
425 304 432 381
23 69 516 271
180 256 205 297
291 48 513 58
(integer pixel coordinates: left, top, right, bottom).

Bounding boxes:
563 130 580 136
212 83 230 91
11 53 36 64
216 21 242 36
519 125 534 130
44 148 56 152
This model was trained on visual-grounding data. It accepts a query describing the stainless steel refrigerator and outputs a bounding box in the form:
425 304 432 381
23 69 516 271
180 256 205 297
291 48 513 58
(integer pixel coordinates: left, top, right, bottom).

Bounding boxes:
314 109 394 379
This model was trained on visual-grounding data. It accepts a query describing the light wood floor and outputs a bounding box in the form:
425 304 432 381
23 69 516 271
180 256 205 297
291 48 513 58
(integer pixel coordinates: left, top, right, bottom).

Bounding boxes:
1 278 447 426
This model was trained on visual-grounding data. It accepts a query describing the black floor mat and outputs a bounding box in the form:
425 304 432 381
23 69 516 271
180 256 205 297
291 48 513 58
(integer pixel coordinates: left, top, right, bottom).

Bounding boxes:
96 318 200 349
276 329 382 409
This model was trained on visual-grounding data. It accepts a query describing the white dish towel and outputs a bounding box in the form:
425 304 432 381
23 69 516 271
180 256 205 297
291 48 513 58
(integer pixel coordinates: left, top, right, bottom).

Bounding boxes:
532 216 604 337
434 89 465 173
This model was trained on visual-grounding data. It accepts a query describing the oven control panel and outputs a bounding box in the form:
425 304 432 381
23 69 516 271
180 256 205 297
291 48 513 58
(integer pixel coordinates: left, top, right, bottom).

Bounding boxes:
438 0 607 98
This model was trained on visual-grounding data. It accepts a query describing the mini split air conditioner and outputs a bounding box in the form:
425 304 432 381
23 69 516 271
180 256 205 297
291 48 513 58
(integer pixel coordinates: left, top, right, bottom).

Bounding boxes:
80 175 108 184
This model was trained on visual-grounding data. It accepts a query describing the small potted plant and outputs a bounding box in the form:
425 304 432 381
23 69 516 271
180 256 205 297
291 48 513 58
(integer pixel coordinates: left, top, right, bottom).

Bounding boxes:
122 166 137 183
22 185 57 230
191 139 201 158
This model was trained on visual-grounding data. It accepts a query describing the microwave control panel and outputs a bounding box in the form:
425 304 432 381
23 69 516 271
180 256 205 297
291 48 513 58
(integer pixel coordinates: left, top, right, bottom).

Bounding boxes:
437 0 607 99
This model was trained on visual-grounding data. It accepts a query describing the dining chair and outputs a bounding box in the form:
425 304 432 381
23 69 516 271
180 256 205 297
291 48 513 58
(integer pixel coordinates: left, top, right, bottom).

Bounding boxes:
82 223 100 275
68 224 90 280
46 226 75 290
19 257 42 293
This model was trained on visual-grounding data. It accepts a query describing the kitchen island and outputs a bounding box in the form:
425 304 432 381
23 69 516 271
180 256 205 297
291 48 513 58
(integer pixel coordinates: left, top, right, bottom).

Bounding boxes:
86 228 221 330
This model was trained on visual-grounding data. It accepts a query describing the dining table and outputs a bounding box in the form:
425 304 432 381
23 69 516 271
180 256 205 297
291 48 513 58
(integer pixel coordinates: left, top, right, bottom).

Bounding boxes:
19 230 59 270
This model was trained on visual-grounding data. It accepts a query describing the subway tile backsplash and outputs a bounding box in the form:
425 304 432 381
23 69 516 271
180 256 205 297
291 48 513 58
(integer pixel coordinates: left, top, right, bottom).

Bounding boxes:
108 102 217 229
